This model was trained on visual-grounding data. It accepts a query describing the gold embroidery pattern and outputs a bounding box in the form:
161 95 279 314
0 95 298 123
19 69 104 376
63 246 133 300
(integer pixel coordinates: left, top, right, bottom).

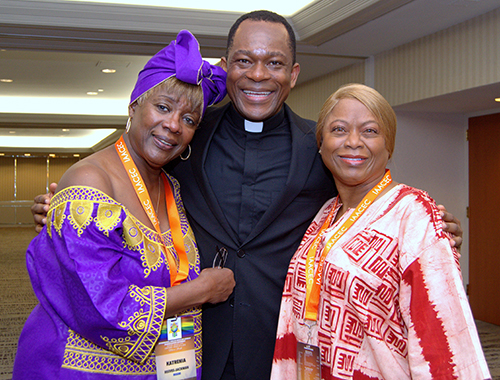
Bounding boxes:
141 237 166 278
104 285 166 363
48 185 199 280
62 330 156 374
48 203 67 238
95 203 122 237
49 187 120 238
122 215 143 250
67 200 93 236
186 307 203 369
51 187 116 208
122 215 170 278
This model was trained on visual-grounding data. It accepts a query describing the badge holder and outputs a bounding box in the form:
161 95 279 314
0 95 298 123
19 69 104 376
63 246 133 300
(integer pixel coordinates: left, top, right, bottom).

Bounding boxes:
297 322 321 380
155 316 197 380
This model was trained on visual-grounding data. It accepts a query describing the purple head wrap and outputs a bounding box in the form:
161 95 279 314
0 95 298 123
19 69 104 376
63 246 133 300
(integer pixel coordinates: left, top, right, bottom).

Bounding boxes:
129 30 226 114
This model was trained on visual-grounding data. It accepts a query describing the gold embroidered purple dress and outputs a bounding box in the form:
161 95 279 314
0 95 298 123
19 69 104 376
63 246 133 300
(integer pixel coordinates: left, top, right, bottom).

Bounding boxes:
13 174 202 379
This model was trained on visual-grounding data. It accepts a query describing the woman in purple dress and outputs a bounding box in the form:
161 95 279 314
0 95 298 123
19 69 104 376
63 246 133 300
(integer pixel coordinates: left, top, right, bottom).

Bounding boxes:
13 30 234 380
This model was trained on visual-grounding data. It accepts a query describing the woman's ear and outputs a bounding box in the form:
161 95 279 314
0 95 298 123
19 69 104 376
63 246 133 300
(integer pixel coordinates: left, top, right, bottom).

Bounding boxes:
128 102 137 118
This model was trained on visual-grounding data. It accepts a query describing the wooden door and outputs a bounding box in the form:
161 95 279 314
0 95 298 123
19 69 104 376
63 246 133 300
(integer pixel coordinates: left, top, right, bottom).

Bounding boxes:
468 112 500 325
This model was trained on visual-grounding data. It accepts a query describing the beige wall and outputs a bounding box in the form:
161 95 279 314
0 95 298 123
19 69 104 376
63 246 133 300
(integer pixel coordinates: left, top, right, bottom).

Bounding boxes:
288 6 500 119
283 7 500 288
0 156 79 225
376 7 500 106
287 62 365 121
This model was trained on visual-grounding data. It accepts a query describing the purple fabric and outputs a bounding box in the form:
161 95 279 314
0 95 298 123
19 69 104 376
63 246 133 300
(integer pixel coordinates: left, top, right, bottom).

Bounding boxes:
13 176 202 379
130 29 226 114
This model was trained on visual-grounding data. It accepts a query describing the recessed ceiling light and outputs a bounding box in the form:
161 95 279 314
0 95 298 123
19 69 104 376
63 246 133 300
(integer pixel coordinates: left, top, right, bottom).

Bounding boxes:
101 68 116 74
87 91 99 96
49 154 56 157
9 131 15 134
0 153 4 156
1 79 13 83
98 89 104 92
73 154 80 157
62 129 70 132
24 153 31 156
495 98 500 103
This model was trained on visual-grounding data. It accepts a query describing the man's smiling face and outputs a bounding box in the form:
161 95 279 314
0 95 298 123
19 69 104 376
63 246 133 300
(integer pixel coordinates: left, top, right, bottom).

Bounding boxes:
221 20 300 122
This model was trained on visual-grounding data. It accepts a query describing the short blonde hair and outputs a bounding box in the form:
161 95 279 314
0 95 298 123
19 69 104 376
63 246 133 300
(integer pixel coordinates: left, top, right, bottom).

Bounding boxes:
135 76 204 117
316 83 397 158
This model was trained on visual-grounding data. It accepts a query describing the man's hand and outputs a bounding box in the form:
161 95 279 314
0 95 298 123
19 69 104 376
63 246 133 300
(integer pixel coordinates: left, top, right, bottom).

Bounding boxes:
32 182 57 233
437 204 462 249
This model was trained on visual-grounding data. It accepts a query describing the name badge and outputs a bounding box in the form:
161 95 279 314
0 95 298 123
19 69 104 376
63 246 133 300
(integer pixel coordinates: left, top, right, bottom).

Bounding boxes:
297 341 321 380
155 316 197 380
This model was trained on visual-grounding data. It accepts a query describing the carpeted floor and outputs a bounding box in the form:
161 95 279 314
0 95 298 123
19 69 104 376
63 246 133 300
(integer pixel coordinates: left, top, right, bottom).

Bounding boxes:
0 226 38 380
1 226 500 379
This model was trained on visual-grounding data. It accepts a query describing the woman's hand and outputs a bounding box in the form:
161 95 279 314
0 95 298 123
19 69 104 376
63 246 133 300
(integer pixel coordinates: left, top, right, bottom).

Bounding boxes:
31 182 57 233
196 267 236 304
165 267 235 317
437 204 463 249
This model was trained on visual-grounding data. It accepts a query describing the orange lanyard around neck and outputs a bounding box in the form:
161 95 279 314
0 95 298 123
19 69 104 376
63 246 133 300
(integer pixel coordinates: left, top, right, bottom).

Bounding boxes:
304 170 392 321
115 135 189 286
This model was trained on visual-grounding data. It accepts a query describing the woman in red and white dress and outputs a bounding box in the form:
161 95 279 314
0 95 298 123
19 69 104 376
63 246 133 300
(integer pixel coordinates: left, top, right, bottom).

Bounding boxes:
271 83 490 380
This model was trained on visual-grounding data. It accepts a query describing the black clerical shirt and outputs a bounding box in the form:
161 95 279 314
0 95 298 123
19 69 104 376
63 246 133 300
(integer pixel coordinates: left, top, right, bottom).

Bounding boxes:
204 104 291 243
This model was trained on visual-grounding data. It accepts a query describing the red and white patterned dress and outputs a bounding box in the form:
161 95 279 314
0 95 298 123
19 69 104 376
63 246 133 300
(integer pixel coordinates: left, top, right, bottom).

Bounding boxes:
272 184 490 380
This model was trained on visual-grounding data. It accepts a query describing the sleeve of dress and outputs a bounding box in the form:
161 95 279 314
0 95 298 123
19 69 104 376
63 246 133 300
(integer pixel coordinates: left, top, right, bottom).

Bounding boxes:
27 187 167 364
397 190 490 379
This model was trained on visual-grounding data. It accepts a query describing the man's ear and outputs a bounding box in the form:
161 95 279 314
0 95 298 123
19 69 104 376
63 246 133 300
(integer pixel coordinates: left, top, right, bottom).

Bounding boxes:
290 62 300 89
220 56 228 72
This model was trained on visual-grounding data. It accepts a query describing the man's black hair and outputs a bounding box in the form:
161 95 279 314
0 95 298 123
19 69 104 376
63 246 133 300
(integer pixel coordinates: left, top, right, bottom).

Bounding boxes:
226 10 297 64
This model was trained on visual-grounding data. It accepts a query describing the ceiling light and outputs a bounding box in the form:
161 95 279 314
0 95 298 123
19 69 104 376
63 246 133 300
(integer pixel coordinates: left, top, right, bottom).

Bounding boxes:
98 89 104 92
64 0 312 16
49 154 56 157
1 79 13 83
87 91 99 95
0 96 128 116
73 154 80 157
24 153 31 156
62 129 70 132
101 68 116 74
9 131 15 134
495 98 500 103
205 58 221 65
0 153 4 156
0 128 117 149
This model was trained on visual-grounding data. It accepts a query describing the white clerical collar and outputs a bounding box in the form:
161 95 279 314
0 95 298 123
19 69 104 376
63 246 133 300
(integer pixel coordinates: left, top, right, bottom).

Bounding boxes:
244 119 264 133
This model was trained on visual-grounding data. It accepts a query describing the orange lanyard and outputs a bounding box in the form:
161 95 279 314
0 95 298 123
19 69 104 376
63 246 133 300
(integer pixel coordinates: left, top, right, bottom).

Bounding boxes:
115 136 189 286
304 170 392 321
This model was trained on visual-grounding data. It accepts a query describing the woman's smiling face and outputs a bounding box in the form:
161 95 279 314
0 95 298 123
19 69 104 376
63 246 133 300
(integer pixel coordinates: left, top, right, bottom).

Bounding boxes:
127 86 201 169
320 98 389 190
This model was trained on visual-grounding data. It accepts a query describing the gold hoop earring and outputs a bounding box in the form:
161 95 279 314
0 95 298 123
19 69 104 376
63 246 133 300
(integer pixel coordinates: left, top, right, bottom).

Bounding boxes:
125 118 132 133
180 145 191 161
